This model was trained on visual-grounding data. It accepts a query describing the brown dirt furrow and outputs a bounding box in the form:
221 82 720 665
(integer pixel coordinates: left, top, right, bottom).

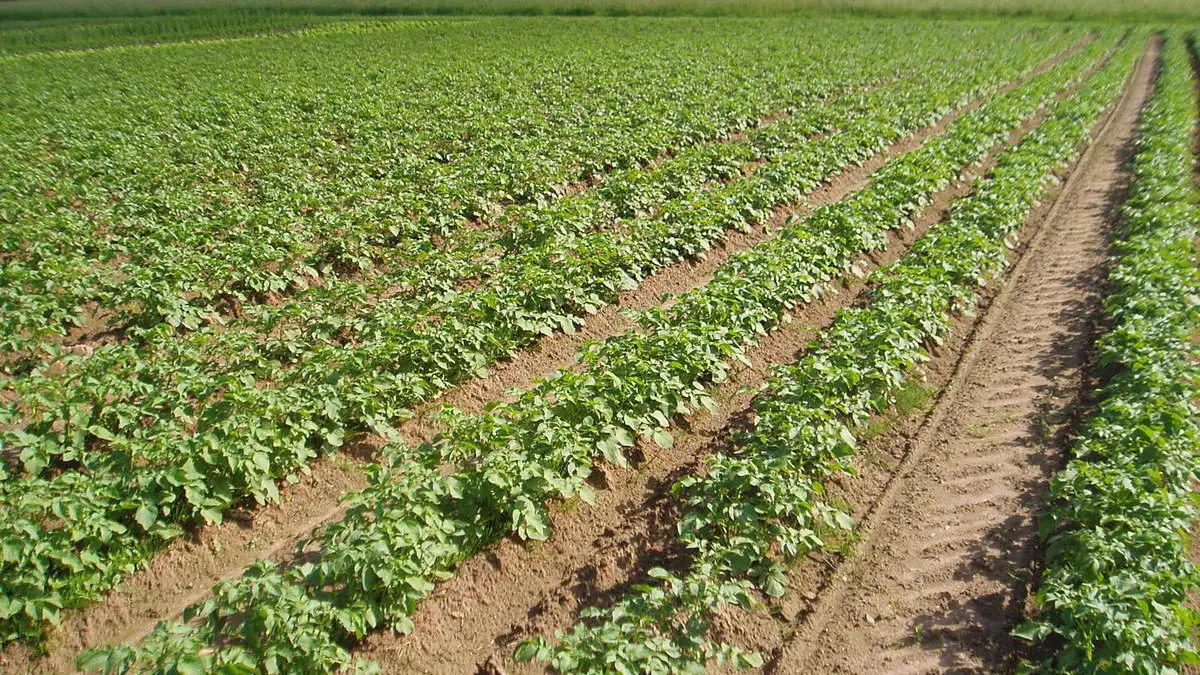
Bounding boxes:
4 39 1093 675
352 42 1114 675
774 36 1157 675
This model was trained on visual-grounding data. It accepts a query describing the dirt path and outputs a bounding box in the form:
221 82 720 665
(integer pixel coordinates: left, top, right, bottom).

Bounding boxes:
352 41 1121 675
774 36 1158 675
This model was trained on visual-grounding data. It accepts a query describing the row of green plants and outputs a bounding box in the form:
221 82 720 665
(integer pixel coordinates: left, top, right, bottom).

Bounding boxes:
519 30 1145 674
1012 33 1200 674
2 19 1063 348
0 25 1079 375
0 15 446 56
2 23 1074 500
5 27 995 373
0 26 1102 647
76 30 1131 674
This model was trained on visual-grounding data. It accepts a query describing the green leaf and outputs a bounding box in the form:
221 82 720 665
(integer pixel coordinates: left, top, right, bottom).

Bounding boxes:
763 573 786 598
176 655 206 675
326 428 346 447
598 437 628 467
135 505 157 531
88 425 117 442
736 650 764 668
832 510 854 530
1010 620 1052 641
76 649 112 672
514 640 543 663
652 429 674 449
613 427 636 447
0 538 21 562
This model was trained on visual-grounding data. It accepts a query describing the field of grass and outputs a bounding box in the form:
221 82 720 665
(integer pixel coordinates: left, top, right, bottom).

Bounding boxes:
0 5 1197 675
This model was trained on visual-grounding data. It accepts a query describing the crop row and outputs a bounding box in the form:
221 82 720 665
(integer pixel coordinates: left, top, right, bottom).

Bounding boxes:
1 19 1065 348
1 26 1080 378
0 26 1100 647
0 16 445 56
3 27 1005 377
77 29 1128 675
1 32 1097 482
1013 33 1200 674
519 31 1144 674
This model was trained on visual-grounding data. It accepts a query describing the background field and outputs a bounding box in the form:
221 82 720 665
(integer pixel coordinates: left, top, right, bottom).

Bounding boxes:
3 0 1196 57
0 0 1199 26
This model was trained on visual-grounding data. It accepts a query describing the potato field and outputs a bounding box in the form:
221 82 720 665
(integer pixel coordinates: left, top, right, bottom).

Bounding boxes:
0 8 1197 675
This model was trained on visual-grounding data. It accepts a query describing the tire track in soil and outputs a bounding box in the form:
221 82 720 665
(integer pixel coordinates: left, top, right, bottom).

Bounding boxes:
774 35 1157 675
0 38 1094 675
352 41 1117 675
